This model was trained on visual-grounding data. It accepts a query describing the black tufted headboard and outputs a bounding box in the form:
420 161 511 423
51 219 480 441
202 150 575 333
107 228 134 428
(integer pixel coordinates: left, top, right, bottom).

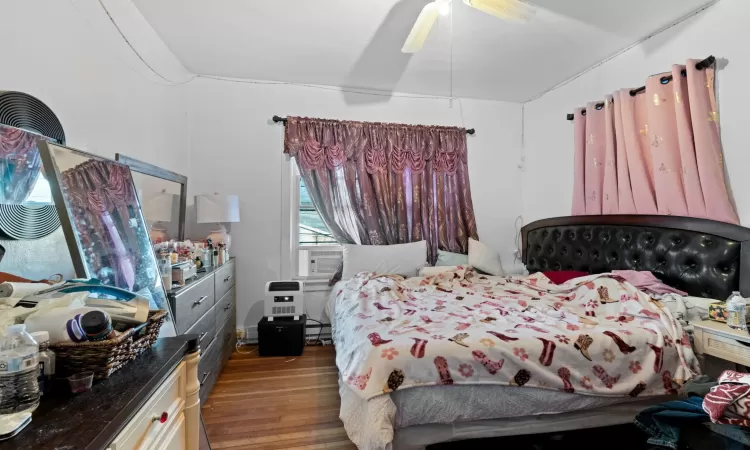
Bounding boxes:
522 215 750 300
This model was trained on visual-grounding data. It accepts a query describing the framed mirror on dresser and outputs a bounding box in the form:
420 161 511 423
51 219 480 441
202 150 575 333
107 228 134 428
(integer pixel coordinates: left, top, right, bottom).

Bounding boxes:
38 141 178 337
116 153 187 243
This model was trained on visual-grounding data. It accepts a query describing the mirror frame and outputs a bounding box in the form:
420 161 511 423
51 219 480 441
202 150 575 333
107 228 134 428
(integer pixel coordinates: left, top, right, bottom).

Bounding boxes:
38 141 177 334
115 154 188 241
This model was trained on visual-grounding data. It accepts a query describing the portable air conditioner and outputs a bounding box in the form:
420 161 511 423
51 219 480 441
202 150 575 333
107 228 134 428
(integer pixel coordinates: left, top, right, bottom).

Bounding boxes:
307 248 343 276
264 281 304 317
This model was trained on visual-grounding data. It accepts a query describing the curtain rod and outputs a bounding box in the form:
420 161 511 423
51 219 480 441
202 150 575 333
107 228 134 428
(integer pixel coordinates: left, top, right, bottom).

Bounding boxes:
272 115 476 135
565 55 716 121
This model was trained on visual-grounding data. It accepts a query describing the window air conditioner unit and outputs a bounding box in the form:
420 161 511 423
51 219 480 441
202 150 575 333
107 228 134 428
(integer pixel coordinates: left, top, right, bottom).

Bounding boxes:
307 249 343 276
264 281 304 317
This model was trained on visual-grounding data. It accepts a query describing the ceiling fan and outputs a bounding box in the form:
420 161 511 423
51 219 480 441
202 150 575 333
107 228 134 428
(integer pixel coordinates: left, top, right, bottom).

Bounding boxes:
402 0 536 53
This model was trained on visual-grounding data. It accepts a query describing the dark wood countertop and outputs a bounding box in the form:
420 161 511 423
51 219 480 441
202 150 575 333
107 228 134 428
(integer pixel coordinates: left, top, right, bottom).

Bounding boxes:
2 335 198 450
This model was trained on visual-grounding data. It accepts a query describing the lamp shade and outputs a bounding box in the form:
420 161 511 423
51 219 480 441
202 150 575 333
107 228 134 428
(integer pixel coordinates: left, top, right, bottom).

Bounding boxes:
141 191 175 223
196 194 240 223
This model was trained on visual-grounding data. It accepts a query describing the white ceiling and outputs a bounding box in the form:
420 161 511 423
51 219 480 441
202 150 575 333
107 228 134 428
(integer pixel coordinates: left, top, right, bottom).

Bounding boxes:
133 0 716 102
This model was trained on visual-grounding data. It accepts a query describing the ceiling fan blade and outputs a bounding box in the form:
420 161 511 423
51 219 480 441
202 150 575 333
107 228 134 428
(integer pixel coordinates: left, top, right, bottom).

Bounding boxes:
401 2 440 53
463 0 535 23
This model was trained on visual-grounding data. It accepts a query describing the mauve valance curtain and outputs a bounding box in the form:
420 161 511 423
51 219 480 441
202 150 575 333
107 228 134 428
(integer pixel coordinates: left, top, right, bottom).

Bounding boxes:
0 124 43 204
571 58 738 224
61 160 141 290
283 116 479 263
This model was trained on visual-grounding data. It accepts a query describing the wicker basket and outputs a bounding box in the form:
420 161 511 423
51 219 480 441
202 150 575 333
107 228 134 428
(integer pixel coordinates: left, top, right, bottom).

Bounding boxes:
50 310 168 380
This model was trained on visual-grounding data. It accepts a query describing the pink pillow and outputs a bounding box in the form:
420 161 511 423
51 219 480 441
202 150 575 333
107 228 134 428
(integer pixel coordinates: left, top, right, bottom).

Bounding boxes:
543 271 588 284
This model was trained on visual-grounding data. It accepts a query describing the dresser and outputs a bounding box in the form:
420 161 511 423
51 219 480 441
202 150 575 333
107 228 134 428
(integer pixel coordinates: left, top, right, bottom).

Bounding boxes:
2 336 200 450
169 258 237 404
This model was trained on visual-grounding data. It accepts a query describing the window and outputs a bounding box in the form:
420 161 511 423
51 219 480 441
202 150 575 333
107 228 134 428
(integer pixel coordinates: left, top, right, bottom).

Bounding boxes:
298 179 337 245
25 175 52 204
282 158 342 281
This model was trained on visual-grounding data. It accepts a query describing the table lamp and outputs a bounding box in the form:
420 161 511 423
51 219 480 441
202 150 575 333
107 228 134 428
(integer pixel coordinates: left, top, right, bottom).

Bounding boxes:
196 193 240 250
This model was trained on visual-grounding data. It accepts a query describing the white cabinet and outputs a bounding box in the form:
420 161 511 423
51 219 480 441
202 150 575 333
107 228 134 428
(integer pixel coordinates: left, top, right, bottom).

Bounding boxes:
107 350 200 450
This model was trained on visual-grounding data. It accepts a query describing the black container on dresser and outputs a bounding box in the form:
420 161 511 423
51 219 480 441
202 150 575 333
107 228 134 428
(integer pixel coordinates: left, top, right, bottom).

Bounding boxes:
168 257 237 404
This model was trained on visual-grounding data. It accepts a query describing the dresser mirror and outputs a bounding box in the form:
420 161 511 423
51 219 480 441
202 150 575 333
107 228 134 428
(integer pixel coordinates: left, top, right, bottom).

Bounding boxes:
115 153 187 243
38 141 177 337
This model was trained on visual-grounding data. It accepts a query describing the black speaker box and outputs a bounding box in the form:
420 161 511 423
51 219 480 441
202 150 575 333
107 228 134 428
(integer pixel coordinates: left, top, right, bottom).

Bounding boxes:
258 314 306 357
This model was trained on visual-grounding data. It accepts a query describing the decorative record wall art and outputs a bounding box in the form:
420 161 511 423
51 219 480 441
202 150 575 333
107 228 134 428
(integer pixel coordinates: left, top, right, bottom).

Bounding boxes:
0 91 65 239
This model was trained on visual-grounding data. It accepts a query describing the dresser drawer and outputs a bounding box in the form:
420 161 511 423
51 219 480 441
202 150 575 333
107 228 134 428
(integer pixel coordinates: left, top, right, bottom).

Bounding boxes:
199 337 222 405
219 312 237 367
214 260 235 302
215 287 235 331
173 277 215 335
109 362 186 450
149 412 185 450
696 328 750 366
187 305 216 350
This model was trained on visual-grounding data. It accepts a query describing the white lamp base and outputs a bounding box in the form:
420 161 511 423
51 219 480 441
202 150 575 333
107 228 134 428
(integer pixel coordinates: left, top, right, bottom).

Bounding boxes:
149 225 168 244
207 224 231 250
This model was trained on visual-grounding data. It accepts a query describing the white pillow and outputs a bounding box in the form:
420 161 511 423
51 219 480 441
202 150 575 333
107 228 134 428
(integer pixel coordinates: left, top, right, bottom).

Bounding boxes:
468 238 505 276
436 250 469 266
342 241 428 280
419 266 461 277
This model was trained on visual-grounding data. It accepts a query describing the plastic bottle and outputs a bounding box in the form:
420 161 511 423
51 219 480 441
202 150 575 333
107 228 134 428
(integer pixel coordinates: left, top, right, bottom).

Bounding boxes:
0 324 41 414
218 244 225 266
159 257 172 290
726 291 748 331
204 246 213 269
30 331 55 395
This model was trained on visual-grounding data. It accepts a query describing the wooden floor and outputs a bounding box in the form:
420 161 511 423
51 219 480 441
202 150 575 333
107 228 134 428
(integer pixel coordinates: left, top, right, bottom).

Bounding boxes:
202 345 357 450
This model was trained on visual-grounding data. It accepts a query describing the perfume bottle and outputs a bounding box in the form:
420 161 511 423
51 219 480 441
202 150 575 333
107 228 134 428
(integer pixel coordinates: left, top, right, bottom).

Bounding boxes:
218 244 225 265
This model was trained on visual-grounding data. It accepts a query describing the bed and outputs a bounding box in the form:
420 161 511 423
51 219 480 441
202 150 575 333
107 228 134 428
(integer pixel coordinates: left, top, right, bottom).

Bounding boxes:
328 215 750 450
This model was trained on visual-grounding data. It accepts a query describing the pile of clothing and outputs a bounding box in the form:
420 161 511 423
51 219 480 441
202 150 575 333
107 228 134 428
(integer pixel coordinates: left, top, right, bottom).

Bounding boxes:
636 370 750 449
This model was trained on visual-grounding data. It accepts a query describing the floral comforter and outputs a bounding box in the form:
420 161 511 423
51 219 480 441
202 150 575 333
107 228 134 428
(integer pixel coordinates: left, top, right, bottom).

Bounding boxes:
331 267 698 401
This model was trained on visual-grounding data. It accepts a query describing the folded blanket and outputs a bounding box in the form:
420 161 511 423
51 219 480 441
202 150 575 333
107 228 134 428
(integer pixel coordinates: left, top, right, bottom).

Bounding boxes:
703 370 750 427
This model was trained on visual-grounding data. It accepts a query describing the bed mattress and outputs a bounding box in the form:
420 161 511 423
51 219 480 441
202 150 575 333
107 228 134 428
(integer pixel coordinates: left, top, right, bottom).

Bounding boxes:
390 398 668 450
338 374 669 450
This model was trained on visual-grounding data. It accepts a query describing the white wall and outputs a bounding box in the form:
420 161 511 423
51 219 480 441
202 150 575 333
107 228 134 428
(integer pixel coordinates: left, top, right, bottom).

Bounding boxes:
0 0 189 279
186 78 523 331
522 0 750 224
1 1 522 334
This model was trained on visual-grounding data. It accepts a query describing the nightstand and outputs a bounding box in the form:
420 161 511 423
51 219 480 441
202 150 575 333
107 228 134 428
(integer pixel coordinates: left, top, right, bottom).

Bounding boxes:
693 320 750 366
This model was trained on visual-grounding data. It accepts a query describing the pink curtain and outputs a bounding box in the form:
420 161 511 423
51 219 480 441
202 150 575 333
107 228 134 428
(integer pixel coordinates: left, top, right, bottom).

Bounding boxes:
571 59 737 224
284 117 479 263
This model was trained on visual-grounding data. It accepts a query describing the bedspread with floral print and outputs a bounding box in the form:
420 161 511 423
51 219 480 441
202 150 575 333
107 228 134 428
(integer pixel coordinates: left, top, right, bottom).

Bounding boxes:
331 267 699 401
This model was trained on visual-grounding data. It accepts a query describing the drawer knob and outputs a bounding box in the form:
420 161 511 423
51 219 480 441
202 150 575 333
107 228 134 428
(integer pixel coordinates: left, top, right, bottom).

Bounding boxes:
194 296 209 306
153 412 169 424
224 304 231 311
224 275 232 283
